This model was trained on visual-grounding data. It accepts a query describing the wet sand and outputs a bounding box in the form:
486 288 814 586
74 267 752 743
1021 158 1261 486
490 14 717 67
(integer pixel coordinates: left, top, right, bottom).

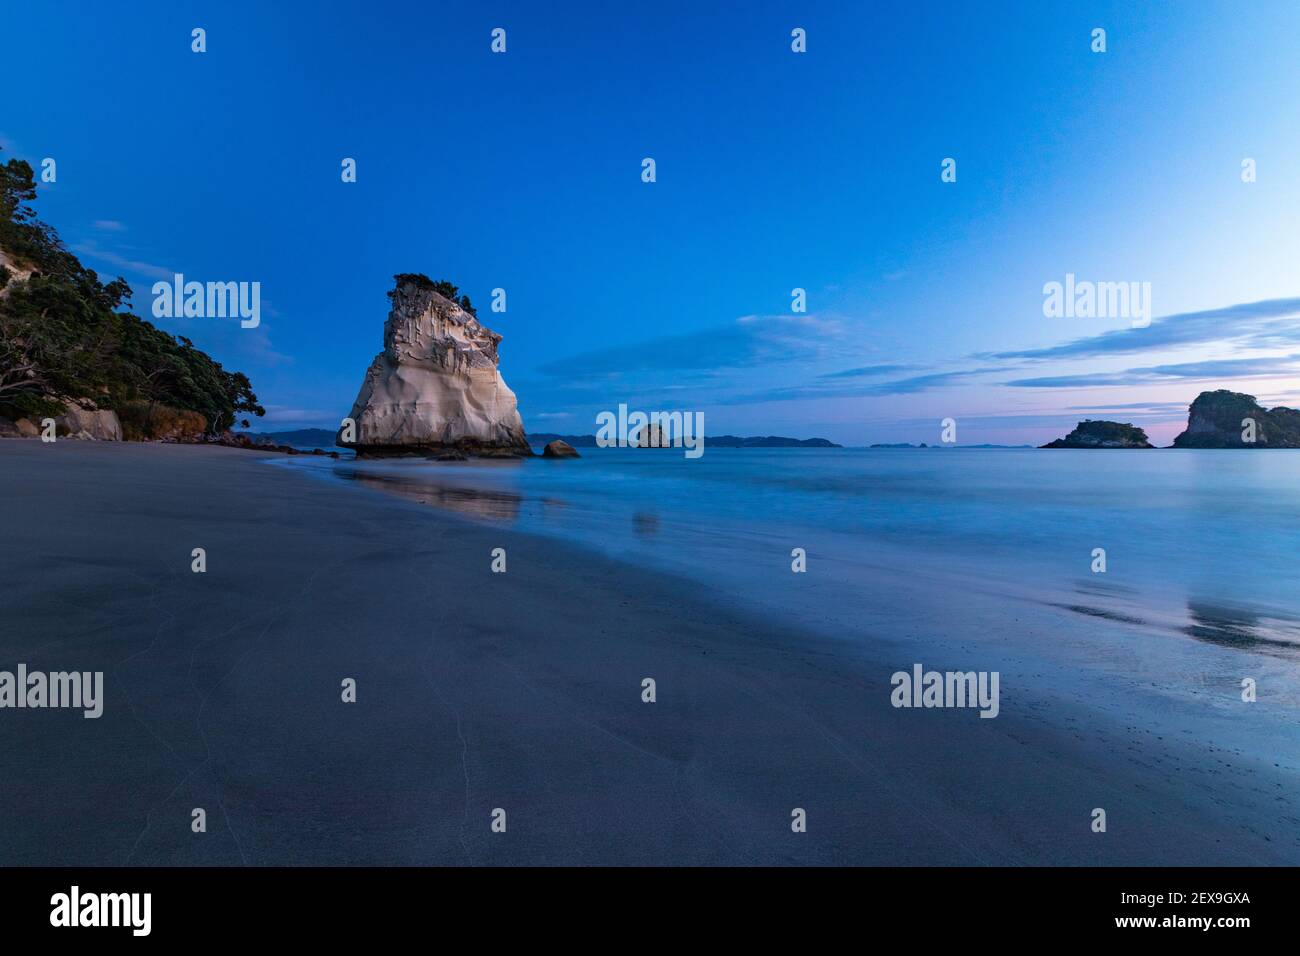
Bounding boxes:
1 440 1296 865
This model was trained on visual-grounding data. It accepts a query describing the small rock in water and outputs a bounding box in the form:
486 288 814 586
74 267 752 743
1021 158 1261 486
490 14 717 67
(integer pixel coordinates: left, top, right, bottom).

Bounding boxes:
542 439 580 459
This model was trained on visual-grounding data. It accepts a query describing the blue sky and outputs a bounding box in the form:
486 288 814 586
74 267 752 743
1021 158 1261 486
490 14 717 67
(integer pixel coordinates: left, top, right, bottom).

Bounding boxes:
6 0 1300 445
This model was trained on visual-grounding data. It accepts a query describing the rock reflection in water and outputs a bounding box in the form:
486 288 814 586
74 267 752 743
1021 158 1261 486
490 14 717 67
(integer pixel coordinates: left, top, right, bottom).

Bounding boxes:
336 468 523 522
632 511 659 536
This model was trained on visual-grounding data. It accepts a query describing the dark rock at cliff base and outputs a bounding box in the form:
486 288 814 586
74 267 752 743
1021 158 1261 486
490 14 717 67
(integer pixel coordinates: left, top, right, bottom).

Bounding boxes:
205 431 301 455
542 439 580 459
1172 390 1300 448
1042 420 1154 448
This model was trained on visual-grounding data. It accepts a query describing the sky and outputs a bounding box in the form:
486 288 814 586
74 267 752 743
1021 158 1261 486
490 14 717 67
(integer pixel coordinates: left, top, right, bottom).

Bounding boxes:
5 0 1300 445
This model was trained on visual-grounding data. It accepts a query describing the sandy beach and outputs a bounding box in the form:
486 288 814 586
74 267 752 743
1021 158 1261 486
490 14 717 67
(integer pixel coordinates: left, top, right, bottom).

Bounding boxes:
1 440 1296 866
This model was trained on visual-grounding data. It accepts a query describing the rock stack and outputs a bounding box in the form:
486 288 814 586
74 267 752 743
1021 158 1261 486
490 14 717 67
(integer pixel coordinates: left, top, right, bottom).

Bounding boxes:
339 274 531 457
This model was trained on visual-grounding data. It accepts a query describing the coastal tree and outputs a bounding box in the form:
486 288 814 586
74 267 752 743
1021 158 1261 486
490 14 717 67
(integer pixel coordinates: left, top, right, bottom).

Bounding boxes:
0 147 263 433
390 273 477 316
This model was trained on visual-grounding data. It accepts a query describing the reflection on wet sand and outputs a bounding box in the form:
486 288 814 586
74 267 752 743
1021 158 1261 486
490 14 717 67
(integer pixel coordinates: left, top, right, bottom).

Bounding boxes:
1050 602 1146 626
1051 585 1300 661
1183 601 1300 660
336 467 523 522
1071 579 1139 598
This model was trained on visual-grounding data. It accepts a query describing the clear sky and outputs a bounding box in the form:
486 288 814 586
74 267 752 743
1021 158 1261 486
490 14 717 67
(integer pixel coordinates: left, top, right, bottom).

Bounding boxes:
6 0 1300 445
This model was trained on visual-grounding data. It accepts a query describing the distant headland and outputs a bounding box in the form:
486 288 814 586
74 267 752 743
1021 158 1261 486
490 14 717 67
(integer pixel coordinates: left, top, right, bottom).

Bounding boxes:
1042 391 1300 449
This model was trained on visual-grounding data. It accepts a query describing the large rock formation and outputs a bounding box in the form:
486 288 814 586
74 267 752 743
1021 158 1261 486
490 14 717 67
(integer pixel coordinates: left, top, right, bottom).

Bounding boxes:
1041 420 1153 448
340 275 530 457
1172 390 1300 448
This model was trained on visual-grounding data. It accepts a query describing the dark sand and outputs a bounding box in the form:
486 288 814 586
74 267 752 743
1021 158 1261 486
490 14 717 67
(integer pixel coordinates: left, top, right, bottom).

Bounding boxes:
0 440 1295 865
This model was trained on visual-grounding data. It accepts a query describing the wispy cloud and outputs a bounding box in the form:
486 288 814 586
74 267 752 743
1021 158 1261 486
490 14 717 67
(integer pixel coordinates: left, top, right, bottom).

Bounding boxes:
523 293 1300 421
818 363 916 380
717 367 1011 406
91 220 127 232
1006 355 1300 388
987 297 1300 362
1065 401 1190 413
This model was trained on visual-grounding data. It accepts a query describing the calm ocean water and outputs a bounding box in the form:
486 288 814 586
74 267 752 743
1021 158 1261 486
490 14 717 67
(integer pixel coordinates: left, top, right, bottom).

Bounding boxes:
281 447 1300 719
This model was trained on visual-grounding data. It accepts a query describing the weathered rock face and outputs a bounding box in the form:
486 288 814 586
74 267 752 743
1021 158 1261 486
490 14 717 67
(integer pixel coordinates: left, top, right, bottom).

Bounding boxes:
1172 390 1300 448
340 276 530 457
1042 420 1153 448
56 402 122 441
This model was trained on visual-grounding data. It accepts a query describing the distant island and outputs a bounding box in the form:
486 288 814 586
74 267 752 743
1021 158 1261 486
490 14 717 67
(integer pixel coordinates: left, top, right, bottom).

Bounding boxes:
1041 420 1154 449
1171 390 1300 448
1042 391 1300 449
526 433 841 448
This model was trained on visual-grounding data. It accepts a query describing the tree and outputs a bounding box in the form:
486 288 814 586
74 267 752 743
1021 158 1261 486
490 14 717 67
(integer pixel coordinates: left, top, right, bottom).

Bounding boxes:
389 273 477 316
0 146 264 433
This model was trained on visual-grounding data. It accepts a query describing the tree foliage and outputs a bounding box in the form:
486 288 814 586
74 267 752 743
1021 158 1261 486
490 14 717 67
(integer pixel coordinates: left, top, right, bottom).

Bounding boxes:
0 149 263 432
390 272 476 316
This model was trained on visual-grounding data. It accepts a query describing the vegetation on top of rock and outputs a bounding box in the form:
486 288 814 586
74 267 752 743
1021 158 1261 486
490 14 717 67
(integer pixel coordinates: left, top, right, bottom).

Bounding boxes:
0 148 263 432
389 273 475 316
1041 420 1154 448
1172 390 1300 448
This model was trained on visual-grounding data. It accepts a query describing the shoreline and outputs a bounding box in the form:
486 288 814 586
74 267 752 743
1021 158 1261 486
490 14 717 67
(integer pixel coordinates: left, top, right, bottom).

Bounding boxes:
2 440 1297 865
